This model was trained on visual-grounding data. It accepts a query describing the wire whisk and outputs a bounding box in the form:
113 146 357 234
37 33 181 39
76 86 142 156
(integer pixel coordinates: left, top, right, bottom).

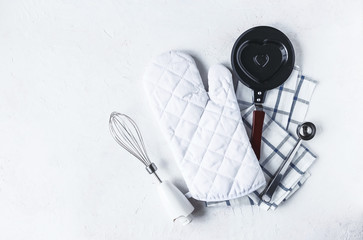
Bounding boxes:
108 111 194 224
109 112 162 183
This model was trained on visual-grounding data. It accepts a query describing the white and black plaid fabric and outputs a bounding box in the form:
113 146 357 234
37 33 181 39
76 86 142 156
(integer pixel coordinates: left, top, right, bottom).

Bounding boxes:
205 67 318 210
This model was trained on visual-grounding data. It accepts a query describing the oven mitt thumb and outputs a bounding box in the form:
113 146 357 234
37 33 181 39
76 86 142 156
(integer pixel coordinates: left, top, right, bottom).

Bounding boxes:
143 51 265 201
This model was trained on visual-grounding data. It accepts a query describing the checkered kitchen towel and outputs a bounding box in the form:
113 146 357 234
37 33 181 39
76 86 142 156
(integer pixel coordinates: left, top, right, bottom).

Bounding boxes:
205 67 318 210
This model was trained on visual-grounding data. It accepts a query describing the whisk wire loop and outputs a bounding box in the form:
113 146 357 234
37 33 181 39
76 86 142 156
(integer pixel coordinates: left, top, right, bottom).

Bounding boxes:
109 112 152 167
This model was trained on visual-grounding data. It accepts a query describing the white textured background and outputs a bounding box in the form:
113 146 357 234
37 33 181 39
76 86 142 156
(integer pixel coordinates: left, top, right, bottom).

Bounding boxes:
0 0 362 239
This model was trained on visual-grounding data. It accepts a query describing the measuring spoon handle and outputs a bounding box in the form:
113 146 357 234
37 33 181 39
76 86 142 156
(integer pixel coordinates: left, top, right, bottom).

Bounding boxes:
261 139 302 202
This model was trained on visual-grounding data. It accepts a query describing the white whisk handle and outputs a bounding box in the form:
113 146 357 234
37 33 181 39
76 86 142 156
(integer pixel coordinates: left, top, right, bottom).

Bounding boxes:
157 181 194 225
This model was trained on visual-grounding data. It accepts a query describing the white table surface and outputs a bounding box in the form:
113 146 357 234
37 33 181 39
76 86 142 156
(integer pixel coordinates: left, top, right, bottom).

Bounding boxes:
1 0 363 239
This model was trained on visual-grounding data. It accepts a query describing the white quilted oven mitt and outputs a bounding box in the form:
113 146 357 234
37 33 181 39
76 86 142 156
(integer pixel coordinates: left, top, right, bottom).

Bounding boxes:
143 51 266 201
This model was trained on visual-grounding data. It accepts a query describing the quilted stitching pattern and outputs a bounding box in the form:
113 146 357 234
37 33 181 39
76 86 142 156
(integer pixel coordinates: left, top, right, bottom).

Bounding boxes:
144 51 266 201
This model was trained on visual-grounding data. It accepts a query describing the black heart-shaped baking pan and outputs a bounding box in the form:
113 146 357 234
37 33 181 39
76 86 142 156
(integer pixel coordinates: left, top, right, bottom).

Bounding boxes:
231 26 295 96
231 26 295 160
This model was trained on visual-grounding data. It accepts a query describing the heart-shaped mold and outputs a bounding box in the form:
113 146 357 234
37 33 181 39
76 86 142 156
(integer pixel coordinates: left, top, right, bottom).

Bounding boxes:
237 40 288 83
231 26 295 93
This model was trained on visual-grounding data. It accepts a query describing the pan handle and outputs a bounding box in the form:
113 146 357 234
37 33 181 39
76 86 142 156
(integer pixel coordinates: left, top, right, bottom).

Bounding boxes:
251 110 265 160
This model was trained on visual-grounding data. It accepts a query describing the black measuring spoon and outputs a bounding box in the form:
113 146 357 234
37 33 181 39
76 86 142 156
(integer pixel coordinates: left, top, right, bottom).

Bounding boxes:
261 122 316 202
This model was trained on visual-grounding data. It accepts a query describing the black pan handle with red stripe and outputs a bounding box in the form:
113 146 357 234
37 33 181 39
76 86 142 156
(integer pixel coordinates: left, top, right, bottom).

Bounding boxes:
251 109 264 159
